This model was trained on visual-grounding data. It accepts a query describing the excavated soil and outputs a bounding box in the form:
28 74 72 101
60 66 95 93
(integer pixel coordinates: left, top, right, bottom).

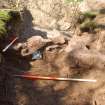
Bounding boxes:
1 43 105 105
1 0 105 105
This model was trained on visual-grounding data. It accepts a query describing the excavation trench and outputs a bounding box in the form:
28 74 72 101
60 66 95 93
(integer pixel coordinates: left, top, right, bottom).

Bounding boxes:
1 0 105 105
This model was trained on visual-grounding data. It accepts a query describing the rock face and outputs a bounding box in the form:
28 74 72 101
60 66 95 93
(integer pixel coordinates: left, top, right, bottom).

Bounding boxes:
18 0 105 29
86 0 105 11
21 0 80 33
1 0 105 32
27 0 69 29
14 0 105 39
80 0 105 12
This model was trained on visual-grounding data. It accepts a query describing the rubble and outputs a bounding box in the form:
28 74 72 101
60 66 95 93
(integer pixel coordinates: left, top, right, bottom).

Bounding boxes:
17 29 68 57
20 36 51 56
47 29 66 44
64 33 92 52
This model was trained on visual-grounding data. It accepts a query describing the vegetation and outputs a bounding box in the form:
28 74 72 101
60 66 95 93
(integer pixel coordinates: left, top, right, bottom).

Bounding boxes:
0 10 11 38
65 0 83 3
0 10 21 39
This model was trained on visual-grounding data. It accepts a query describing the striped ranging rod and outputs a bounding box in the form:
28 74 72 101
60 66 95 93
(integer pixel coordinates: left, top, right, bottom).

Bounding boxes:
14 74 97 83
2 37 18 52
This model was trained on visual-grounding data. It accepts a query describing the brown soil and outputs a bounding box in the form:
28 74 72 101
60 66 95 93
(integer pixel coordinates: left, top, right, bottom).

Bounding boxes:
1 0 105 105
1 42 105 105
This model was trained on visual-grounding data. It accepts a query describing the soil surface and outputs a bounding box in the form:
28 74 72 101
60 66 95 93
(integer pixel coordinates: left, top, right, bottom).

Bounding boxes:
1 0 105 105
